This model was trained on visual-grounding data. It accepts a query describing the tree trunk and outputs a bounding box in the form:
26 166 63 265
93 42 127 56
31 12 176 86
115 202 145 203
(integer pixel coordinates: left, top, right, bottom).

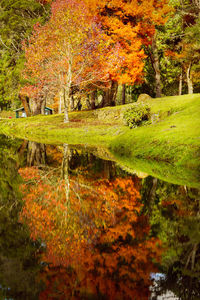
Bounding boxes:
90 89 96 109
31 100 43 116
110 80 118 105
59 92 62 114
102 80 118 107
179 69 183 95
20 95 31 117
70 95 74 111
187 63 193 94
151 33 162 98
63 88 69 123
86 94 92 109
64 60 72 123
41 96 46 115
122 84 126 105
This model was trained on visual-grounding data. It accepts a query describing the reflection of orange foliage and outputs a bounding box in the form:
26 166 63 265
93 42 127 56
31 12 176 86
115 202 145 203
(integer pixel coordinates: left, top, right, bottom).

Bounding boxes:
19 167 162 299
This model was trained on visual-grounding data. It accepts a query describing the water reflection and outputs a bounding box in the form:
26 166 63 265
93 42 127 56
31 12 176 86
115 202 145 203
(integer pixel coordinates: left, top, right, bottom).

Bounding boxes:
142 179 200 299
19 143 162 299
0 135 199 299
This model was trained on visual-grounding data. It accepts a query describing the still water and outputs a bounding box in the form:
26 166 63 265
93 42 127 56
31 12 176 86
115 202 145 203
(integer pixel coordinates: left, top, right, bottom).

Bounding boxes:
0 134 199 300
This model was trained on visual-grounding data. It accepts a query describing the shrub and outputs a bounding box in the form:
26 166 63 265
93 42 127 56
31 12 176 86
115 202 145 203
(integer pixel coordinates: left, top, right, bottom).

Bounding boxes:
123 103 151 128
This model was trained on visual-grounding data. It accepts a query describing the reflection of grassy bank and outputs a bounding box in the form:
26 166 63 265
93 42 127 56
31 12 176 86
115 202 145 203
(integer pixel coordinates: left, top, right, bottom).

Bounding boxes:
0 94 199 186
112 154 200 188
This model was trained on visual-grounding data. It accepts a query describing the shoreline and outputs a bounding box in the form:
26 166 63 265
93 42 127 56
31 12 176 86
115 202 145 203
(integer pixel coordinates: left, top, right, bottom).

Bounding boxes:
0 94 199 187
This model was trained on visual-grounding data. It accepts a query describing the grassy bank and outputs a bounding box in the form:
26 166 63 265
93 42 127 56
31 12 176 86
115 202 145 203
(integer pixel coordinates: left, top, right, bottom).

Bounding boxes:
0 94 200 187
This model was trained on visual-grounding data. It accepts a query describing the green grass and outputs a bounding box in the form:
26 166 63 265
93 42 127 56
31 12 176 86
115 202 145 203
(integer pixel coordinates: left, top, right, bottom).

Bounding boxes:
0 94 200 187
111 94 200 168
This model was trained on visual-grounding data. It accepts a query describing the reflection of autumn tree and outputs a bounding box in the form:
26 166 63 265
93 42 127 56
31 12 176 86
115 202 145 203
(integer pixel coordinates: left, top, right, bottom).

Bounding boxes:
80 178 163 300
19 149 163 299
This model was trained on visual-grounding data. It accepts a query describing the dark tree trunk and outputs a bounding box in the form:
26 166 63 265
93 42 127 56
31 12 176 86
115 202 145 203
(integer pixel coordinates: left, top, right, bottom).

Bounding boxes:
70 95 74 111
122 84 126 104
151 33 162 98
110 80 118 105
86 94 92 109
90 89 96 109
103 161 116 180
102 80 118 107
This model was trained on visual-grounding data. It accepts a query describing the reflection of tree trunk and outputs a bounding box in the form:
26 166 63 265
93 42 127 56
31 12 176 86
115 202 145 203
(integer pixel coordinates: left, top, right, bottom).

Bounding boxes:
185 243 198 270
149 178 158 200
148 178 158 214
17 140 29 168
27 142 46 166
103 160 115 180
62 144 70 210
187 63 193 94
151 33 162 98
18 140 28 156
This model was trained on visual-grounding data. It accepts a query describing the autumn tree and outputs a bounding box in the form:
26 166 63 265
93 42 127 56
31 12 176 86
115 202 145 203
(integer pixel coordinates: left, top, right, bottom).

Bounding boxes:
22 0 120 120
85 0 170 104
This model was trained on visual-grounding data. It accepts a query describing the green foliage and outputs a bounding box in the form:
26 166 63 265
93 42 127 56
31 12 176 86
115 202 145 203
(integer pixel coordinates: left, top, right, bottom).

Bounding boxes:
0 0 50 108
123 103 151 128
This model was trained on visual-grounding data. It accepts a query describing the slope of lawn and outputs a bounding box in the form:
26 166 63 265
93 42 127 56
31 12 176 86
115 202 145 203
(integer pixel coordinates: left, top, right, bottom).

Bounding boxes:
111 94 200 169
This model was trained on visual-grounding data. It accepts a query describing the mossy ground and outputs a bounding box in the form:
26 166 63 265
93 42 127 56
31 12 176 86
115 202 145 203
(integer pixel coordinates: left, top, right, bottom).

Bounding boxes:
0 94 200 187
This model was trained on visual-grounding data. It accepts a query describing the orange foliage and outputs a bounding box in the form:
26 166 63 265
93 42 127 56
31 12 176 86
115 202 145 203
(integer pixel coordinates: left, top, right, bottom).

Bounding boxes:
85 0 170 84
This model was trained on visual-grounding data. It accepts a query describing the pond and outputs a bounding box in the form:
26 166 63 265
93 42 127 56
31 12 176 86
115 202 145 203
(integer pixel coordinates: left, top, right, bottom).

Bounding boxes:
0 134 199 300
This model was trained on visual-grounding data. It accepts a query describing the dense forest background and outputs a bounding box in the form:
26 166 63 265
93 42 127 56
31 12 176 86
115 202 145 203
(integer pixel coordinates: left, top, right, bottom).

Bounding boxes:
0 0 200 114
